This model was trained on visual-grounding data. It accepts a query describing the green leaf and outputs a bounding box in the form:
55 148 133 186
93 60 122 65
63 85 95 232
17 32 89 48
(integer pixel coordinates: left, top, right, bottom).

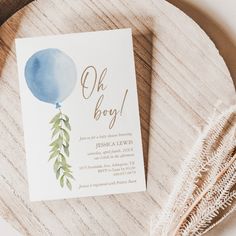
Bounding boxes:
50 137 61 147
64 120 71 131
50 139 57 147
53 159 60 173
49 150 59 161
60 154 66 165
65 172 75 180
60 175 64 188
52 126 60 138
50 112 61 124
64 142 69 148
63 145 69 157
66 179 72 190
63 168 72 174
62 129 70 142
56 136 63 148
51 119 61 130
62 162 72 169
56 168 61 179
50 144 59 153
62 114 69 122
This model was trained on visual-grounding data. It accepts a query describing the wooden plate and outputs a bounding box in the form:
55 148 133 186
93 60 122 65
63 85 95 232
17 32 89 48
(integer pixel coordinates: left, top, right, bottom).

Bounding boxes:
0 0 33 26
0 0 235 235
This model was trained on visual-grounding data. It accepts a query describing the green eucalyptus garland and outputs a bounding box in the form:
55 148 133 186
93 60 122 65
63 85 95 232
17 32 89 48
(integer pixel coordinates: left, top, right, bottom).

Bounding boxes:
49 110 74 190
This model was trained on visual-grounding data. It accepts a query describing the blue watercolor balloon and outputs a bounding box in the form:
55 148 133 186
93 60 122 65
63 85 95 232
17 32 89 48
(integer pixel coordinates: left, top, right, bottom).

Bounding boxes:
24 48 77 108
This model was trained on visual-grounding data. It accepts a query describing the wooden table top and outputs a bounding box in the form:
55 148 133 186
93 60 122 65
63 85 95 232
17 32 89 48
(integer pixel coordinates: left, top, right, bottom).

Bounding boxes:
0 0 235 235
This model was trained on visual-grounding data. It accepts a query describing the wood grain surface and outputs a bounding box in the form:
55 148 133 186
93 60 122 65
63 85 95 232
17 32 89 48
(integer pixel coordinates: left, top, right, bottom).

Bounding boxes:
0 0 235 235
0 0 33 26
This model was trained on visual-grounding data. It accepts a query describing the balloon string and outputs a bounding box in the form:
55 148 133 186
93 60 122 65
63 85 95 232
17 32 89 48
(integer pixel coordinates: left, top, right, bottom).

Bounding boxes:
56 102 61 109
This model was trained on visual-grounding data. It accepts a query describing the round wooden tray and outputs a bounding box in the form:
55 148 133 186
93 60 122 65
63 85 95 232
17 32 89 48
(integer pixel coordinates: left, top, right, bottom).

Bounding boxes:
0 0 32 26
0 0 235 235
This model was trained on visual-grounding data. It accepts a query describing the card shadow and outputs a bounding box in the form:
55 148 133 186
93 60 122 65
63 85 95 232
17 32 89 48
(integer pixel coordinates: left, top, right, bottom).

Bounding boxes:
133 31 153 181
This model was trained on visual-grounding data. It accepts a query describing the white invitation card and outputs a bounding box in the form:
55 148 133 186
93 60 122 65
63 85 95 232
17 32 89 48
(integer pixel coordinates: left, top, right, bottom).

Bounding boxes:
15 28 146 201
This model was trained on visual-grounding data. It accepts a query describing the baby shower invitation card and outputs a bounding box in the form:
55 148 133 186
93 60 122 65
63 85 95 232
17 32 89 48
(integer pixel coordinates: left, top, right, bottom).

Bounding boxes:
15 28 146 201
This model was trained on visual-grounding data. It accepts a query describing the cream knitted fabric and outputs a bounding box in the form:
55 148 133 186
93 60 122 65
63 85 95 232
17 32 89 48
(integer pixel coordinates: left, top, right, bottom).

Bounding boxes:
151 105 236 236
